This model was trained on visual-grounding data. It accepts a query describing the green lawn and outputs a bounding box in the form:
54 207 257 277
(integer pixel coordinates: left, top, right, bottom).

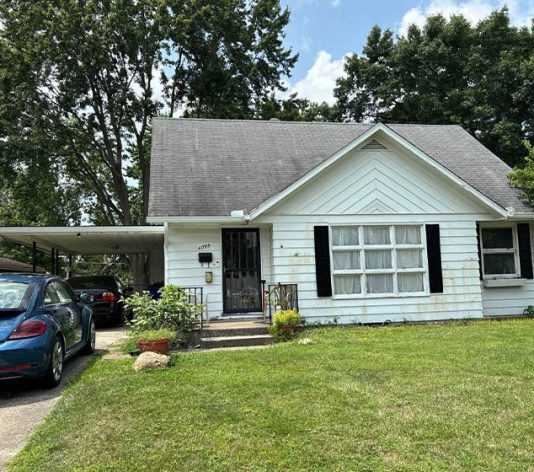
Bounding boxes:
9 319 534 472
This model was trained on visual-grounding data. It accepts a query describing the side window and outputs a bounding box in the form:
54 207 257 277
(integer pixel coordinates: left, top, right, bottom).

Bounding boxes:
44 284 60 305
53 281 75 303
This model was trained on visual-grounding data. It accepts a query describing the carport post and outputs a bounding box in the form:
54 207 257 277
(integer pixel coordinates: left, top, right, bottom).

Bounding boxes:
32 241 37 273
51 248 55 275
67 255 73 279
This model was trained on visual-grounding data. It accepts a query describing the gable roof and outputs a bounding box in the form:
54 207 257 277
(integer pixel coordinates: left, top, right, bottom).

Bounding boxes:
148 118 533 218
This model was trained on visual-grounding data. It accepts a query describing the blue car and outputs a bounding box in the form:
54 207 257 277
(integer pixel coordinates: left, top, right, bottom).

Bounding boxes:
0 274 95 388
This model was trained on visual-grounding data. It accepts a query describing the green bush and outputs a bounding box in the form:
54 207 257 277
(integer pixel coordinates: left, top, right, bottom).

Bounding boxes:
123 285 202 342
269 309 301 341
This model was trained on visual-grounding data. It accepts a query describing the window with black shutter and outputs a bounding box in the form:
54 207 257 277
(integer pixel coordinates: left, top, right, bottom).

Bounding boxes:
425 224 443 294
314 226 332 297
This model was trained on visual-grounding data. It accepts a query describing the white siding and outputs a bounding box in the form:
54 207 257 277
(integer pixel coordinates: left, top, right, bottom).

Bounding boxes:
481 222 534 316
269 148 485 216
166 224 271 319
254 144 497 324
264 216 484 324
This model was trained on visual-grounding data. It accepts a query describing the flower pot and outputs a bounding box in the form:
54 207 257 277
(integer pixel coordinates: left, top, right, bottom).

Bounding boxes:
138 338 171 354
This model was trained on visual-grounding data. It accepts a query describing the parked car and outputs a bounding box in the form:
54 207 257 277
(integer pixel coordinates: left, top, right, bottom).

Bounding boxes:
67 275 131 326
0 274 95 388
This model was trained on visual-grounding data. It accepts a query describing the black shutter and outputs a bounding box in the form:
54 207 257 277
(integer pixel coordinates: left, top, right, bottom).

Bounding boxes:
476 224 483 280
314 226 332 297
517 223 533 279
426 224 443 293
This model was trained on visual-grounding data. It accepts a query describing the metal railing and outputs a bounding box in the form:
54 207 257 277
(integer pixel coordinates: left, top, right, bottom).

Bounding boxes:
266 283 299 324
182 286 205 329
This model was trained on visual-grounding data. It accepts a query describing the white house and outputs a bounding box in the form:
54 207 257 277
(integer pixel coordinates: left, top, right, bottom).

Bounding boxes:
146 118 534 324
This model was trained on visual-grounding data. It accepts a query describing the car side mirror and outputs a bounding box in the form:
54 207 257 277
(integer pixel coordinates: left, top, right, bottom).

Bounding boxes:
78 293 90 303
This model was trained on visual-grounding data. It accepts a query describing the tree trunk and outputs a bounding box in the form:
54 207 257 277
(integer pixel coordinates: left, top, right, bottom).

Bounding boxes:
129 253 150 291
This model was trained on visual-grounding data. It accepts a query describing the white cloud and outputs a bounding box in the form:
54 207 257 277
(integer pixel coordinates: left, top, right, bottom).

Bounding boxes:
399 0 534 36
285 50 347 104
331 0 341 6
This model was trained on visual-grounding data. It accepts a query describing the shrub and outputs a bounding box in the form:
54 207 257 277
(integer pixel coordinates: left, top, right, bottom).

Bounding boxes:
524 305 534 316
123 285 202 342
269 309 301 341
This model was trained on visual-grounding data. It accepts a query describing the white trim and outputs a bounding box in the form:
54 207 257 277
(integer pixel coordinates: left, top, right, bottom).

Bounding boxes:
479 223 521 279
0 225 164 235
147 216 247 224
483 278 527 287
329 223 428 298
248 123 508 219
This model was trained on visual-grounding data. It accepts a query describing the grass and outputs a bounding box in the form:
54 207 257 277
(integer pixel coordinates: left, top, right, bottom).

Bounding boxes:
8 319 534 472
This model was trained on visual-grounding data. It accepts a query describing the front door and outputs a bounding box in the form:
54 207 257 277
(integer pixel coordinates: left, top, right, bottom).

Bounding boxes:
222 229 262 313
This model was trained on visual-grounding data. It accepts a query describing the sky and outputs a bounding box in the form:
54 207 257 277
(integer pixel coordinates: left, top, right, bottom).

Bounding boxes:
280 0 534 104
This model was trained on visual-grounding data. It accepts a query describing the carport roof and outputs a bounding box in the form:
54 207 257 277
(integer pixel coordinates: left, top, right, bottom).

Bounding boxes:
0 226 164 255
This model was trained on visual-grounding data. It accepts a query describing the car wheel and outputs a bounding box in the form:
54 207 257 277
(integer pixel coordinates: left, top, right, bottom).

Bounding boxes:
42 336 64 388
82 318 96 355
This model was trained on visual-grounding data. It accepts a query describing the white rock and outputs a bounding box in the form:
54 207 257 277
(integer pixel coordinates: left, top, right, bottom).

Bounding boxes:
133 351 171 372
298 337 313 345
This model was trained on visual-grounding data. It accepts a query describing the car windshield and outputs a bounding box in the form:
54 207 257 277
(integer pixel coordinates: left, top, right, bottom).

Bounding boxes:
0 282 31 310
68 277 118 291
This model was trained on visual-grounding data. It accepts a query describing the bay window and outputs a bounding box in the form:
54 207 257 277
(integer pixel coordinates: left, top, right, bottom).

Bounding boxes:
331 225 426 296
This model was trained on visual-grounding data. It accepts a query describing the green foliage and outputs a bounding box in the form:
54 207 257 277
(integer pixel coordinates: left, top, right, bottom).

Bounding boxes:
334 9 534 167
124 285 202 341
523 305 534 317
257 93 335 122
269 309 301 341
0 0 297 231
508 142 534 203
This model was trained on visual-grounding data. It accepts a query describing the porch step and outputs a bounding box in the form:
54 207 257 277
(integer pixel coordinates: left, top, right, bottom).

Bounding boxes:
201 334 273 349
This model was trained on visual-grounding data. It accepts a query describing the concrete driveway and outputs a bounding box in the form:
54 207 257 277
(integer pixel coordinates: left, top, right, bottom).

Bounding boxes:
0 327 125 471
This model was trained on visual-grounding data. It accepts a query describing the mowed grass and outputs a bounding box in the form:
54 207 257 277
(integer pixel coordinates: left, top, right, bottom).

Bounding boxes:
9 319 534 472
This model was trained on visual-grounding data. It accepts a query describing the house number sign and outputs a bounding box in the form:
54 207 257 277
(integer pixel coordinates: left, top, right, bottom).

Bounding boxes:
198 243 211 251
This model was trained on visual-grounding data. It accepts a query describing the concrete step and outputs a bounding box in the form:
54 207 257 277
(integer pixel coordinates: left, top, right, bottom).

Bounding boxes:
202 326 269 337
201 334 273 349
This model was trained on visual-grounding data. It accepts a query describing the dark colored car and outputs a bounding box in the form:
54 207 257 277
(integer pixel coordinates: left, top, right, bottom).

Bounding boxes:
67 276 130 326
0 274 95 388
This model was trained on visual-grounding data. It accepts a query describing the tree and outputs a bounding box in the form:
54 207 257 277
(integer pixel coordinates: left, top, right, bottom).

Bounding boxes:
509 142 534 203
257 93 334 122
334 9 534 167
0 0 296 283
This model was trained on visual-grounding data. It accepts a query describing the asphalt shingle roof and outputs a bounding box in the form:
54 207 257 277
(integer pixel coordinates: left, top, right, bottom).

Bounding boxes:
148 118 533 217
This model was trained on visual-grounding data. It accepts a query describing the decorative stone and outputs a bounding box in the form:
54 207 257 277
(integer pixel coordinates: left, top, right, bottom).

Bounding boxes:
133 351 171 372
298 338 313 345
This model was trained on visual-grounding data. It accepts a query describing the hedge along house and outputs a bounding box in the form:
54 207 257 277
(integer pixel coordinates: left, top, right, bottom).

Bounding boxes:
147 118 534 324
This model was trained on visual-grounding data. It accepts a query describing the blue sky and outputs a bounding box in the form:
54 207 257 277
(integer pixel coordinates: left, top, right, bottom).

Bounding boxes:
280 0 534 103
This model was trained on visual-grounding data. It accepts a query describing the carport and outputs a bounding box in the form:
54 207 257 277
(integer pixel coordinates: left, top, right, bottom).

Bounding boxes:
0 226 165 285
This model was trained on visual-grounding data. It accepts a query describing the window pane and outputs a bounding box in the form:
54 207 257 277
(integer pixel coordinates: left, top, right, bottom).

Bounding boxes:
397 250 423 269
482 228 514 249
364 226 390 245
332 226 359 246
483 254 516 275
333 251 360 270
365 250 392 269
398 273 424 292
395 226 421 244
367 274 393 293
334 275 361 294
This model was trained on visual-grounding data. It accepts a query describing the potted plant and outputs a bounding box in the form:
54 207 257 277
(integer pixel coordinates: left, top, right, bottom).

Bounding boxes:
269 309 301 341
137 328 176 354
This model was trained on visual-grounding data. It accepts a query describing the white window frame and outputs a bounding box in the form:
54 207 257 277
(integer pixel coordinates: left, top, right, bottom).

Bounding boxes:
329 224 429 298
479 224 521 279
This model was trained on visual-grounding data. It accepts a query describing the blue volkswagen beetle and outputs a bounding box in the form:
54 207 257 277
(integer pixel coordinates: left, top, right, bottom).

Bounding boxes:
0 274 95 388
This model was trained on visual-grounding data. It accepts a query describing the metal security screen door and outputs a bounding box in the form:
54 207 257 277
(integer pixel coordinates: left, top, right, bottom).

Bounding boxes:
222 229 262 313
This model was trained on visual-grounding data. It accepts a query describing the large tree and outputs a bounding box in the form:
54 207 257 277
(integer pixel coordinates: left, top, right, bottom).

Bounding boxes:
334 9 534 167
0 0 296 281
